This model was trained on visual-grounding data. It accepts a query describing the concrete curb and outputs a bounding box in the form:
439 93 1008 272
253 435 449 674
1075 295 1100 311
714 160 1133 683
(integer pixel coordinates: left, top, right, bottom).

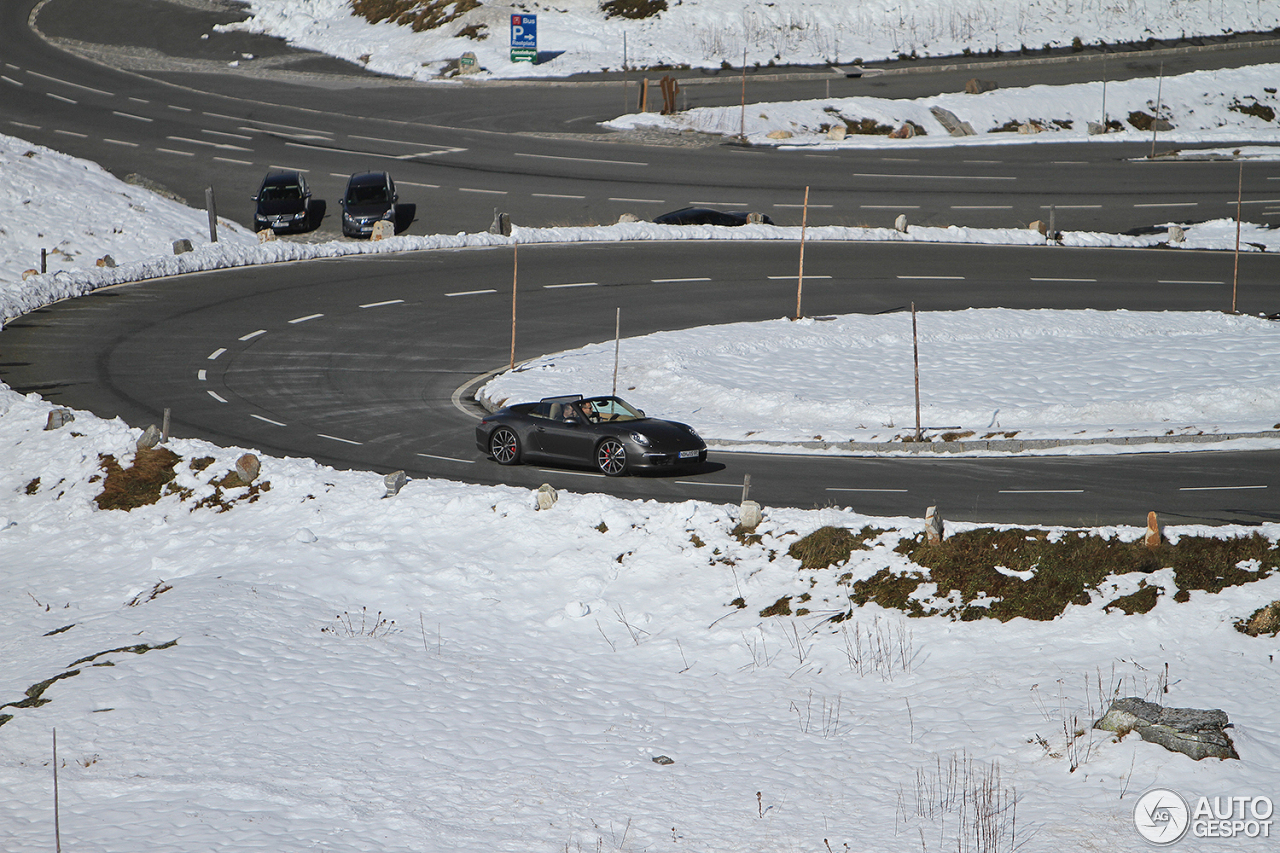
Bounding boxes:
709 429 1280 456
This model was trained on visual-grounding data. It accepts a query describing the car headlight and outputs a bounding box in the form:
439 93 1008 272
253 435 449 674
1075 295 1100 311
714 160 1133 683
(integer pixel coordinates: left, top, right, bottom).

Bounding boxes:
342 211 355 222
292 211 307 219
381 210 394 221
630 432 650 446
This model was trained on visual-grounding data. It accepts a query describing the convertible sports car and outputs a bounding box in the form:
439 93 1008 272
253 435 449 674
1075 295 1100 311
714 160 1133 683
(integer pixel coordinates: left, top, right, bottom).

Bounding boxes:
476 395 707 476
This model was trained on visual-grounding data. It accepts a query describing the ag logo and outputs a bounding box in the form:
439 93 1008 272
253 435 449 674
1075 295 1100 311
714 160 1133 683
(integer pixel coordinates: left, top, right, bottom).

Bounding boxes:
1134 788 1190 845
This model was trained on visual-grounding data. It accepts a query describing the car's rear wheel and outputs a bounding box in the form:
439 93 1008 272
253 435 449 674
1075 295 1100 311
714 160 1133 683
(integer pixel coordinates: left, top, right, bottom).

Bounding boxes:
596 438 628 477
490 428 521 465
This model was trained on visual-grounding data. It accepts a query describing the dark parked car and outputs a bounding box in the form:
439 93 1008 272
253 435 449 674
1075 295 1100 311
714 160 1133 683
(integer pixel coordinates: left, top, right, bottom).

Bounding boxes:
252 170 314 233
341 171 397 238
477 394 706 476
653 207 774 226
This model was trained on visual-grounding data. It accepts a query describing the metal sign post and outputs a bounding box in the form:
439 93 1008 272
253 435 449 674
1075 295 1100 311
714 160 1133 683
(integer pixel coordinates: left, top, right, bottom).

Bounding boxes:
510 14 537 64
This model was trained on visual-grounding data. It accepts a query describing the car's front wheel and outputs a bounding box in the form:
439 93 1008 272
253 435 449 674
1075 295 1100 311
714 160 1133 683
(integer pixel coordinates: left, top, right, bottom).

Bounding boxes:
596 438 628 477
490 427 521 465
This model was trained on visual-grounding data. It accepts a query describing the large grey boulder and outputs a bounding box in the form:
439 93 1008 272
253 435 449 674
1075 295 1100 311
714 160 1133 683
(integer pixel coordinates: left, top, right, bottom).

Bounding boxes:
1094 697 1239 761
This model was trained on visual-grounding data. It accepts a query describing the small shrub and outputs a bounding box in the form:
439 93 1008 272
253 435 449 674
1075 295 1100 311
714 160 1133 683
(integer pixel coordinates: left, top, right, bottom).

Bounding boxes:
940 431 975 442
1072 36 1084 52
24 477 40 494
595 521 608 533
760 596 792 617
689 532 705 548
1104 584 1159 614
457 23 487 40
1237 600 1280 636
322 607 401 639
845 117 894 135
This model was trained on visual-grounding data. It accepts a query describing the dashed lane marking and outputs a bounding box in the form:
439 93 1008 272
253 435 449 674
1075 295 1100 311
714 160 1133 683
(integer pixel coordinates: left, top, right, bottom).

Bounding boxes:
515 152 647 167
1178 484 1266 491
239 330 267 341
251 414 287 427
318 434 362 445
288 314 323 324
360 299 404 308
446 289 497 297
417 452 474 464
207 391 228 403
208 348 226 360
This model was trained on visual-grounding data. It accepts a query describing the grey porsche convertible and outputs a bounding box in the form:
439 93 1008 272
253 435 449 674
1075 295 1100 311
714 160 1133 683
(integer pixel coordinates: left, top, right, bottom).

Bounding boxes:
476 395 707 476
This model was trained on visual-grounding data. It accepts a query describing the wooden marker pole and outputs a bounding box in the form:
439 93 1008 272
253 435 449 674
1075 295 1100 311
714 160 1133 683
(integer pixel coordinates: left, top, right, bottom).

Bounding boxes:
509 242 518 370
795 185 809 320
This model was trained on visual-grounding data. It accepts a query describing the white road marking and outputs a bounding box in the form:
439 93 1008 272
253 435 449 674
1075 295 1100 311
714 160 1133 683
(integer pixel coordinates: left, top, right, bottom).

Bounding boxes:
533 192 585 199
540 469 605 478
446 289 497 297
675 480 740 487
1159 279 1224 285
1051 160 1088 164
774 203 834 208
318 434 362 445
208 348 227 360
826 487 909 493
103 138 138 147
1039 204 1101 209
767 274 832 280
1 75 22 86
168 104 192 112
167 135 250 151
207 390 228 403
55 130 87 138
610 197 664 203
251 414 287 427
690 201 747 207
1031 277 1096 282
202 129 253 141
360 299 405 308
231 117 333 136
197 370 207 381
9 121 39 129
855 172 1016 181
47 93 77 104
1234 199 1280 205
652 277 711 283
998 489 1085 494
951 205 1012 210
1134 202 1197 208
156 147 195 156
963 159 1002 164
128 97 148 104
544 282 598 289
398 181 440 188
288 314 323 324
113 111 153 122
239 330 267 340
214 157 253 165
898 275 965 280
1178 484 1266 491
459 187 507 194
417 452 474 464
29 71 112 95
516 152 647 167
862 204 919 209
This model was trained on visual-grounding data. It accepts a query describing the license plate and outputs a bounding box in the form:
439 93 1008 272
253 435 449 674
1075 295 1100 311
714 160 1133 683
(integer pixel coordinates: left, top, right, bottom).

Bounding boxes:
679 449 700 459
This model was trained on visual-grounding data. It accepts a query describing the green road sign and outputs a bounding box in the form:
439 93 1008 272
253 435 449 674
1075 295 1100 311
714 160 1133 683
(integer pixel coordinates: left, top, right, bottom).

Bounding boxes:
510 48 536 64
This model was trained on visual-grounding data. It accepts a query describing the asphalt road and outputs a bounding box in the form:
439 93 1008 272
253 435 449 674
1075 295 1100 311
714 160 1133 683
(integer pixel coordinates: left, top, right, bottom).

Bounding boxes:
3 0 1280 526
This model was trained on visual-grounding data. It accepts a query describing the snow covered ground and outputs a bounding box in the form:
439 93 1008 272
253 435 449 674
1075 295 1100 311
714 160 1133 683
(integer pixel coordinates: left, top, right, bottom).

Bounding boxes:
607 63 1280 148
217 0 1280 80
5 7 1280 847
3 364 1280 853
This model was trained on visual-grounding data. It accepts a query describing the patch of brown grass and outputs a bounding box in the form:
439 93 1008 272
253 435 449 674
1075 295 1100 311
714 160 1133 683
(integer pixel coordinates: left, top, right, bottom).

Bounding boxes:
94 448 181 511
600 0 667 20
351 0 480 32
1237 600 1280 636
788 525 886 569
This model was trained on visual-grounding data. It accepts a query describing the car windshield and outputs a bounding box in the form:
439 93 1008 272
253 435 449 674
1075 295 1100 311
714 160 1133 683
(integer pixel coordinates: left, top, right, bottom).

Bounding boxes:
347 182 389 205
261 184 302 201
584 397 643 422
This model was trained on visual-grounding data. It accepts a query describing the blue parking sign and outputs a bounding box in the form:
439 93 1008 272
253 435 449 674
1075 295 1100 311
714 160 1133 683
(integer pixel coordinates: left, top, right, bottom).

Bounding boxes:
510 14 537 50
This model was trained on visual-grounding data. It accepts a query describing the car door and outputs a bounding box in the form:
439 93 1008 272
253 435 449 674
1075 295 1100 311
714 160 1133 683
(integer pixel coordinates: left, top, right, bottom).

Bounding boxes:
533 402 600 461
